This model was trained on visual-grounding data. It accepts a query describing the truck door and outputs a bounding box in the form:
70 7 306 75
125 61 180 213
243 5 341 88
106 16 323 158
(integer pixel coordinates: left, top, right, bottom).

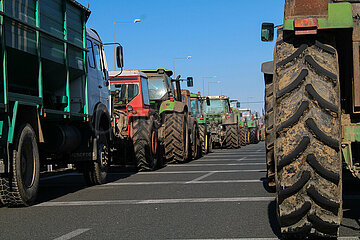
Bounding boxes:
93 42 109 108
86 39 100 112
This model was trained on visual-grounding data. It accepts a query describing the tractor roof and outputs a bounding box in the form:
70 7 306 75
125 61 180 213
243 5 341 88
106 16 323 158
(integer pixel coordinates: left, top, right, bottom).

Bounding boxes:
206 95 229 100
109 70 147 78
141 69 173 77
190 93 199 98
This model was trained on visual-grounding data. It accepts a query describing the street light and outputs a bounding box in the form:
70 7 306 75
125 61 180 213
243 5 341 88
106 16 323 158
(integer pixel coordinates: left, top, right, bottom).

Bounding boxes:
113 19 141 70
208 81 221 96
201 76 216 96
173 56 192 77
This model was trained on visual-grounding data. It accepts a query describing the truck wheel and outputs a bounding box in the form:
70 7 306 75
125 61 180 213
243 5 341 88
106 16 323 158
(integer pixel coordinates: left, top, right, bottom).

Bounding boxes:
225 124 239 149
274 30 341 238
6 124 40 206
199 124 207 155
84 127 109 185
265 65 275 188
164 112 189 163
133 118 157 171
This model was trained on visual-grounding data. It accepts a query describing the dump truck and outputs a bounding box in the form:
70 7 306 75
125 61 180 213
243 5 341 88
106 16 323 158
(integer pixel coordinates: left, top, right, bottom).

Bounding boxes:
203 96 239 149
141 69 192 163
109 70 160 171
181 90 201 159
0 0 122 206
261 0 360 237
191 92 212 155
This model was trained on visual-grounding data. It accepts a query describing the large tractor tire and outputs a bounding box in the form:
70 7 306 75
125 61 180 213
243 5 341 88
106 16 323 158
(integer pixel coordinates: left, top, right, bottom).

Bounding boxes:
5 124 40 206
274 29 342 238
207 133 213 153
199 124 207 155
132 118 158 171
164 112 189 163
249 128 259 144
191 123 201 160
224 124 239 149
240 127 247 146
83 126 109 186
265 60 276 188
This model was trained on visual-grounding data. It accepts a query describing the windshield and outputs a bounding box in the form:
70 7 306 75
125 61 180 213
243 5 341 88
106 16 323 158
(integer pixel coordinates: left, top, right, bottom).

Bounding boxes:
204 99 225 114
190 99 198 117
241 111 251 121
113 83 139 105
148 77 168 100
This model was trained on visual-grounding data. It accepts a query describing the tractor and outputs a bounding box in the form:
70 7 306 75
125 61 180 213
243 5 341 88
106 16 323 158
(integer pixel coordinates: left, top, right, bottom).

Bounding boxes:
261 0 360 238
191 93 212 155
181 90 201 160
141 69 192 163
202 96 240 149
109 70 160 171
239 109 260 144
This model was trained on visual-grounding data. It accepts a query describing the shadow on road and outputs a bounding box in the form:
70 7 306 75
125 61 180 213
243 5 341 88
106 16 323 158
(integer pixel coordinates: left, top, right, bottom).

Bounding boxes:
35 166 137 204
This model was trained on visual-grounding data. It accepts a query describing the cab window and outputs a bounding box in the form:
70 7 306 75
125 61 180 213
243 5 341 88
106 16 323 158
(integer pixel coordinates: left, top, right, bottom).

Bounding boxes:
86 40 95 69
93 43 102 72
113 84 139 105
141 77 150 105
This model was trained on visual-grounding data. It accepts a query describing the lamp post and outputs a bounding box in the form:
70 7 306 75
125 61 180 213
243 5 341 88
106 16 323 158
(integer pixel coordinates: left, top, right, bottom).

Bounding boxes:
202 76 216 96
173 56 192 77
113 19 141 70
208 81 221 96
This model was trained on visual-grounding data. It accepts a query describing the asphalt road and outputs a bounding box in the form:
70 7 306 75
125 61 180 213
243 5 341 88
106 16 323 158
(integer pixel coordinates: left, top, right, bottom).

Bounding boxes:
0 143 359 240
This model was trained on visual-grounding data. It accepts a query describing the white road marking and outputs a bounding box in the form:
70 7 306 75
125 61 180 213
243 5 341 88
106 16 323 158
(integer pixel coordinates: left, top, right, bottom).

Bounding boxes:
102 179 262 186
137 169 266 174
187 172 216 182
40 173 81 181
53 229 90 240
168 163 265 167
174 237 359 240
36 197 275 207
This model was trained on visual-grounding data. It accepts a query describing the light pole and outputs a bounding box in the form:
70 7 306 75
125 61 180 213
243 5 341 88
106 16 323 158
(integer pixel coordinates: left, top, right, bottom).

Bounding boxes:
202 76 216 96
113 19 141 70
208 81 221 96
173 56 192 77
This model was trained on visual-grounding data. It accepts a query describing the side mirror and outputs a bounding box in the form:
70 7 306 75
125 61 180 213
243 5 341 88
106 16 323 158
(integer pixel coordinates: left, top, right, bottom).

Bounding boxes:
261 23 275 42
116 45 124 68
206 97 210 106
187 77 193 87
236 102 240 108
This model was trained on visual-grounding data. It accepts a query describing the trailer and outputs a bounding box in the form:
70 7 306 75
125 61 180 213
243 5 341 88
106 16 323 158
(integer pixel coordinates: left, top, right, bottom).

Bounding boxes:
0 0 122 206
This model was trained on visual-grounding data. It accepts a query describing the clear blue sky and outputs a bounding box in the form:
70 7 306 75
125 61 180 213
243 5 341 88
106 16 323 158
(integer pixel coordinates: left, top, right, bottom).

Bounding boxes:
79 0 285 114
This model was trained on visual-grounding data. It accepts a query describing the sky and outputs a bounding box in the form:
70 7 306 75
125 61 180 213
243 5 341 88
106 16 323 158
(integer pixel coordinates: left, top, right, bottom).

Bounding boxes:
78 0 285 114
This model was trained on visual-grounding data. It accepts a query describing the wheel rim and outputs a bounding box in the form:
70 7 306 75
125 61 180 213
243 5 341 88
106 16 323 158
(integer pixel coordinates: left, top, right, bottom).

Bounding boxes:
151 130 157 155
20 137 35 188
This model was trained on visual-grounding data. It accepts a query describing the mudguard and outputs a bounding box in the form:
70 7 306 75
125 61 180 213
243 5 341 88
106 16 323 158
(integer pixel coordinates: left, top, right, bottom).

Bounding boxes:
159 100 186 115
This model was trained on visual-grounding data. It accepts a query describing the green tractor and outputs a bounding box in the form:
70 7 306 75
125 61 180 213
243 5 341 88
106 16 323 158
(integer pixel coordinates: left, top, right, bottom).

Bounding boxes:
202 96 240 149
190 92 212 155
262 0 360 238
239 109 259 144
141 69 192 163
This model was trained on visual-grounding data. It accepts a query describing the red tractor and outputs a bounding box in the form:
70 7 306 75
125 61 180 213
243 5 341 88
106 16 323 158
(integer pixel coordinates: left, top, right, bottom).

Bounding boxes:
109 70 160 171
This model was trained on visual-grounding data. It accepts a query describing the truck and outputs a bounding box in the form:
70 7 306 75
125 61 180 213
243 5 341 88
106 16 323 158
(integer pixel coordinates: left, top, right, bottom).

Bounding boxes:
0 0 122 206
109 70 160 171
191 92 212 155
181 89 201 160
261 0 360 237
141 69 191 163
202 96 240 149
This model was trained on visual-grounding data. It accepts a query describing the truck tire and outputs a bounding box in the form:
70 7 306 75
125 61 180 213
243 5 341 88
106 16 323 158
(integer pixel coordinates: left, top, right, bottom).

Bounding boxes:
265 63 275 188
164 112 189 163
199 124 207 155
274 30 341 238
6 124 40 206
84 127 109 186
224 124 239 149
133 118 158 171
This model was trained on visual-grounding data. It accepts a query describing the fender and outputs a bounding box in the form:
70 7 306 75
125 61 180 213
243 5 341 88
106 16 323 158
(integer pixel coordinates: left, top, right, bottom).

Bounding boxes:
92 103 111 139
159 100 187 115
